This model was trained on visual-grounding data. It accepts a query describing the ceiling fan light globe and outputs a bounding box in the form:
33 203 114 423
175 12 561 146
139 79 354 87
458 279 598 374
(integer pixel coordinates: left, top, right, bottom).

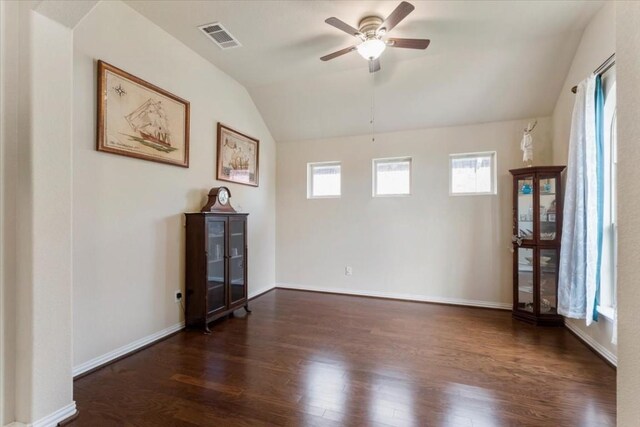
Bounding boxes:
356 39 386 60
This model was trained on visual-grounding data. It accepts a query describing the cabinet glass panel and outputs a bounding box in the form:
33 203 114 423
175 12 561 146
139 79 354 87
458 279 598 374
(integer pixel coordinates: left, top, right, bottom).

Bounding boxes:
517 177 535 240
517 247 535 313
540 248 558 315
206 219 226 314
229 219 246 304
539 176 558 241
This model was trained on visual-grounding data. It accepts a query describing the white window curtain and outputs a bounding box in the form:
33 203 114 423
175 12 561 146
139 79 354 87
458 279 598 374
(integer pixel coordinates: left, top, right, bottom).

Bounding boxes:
558 74 606 326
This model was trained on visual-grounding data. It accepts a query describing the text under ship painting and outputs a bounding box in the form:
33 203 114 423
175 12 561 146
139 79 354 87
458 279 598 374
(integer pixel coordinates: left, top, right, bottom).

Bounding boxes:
97 60 190 167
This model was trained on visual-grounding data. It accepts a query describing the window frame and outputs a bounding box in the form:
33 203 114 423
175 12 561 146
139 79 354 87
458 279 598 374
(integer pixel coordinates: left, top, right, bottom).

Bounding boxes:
307 161 341 199
597 67 617 320
449 151 498 196
372 156 412 198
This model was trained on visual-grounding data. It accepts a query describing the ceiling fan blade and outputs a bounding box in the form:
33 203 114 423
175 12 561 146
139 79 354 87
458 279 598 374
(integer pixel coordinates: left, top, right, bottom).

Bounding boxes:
378 1 415 33
387 38 430 49
320 46 357 61
325 17 361 37
369 58 381 73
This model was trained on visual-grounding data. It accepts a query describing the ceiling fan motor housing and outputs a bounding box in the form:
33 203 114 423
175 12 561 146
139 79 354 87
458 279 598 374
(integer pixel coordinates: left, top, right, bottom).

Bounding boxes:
358 16 384 38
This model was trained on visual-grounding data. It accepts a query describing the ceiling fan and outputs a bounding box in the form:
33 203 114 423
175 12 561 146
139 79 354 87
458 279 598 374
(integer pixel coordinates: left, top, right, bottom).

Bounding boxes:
320 1 430 73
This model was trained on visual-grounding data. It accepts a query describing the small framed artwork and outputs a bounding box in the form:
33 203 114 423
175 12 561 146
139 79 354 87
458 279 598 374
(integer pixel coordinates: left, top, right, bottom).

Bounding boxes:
216 123 259 187
547 213 556 222
97 60 190 167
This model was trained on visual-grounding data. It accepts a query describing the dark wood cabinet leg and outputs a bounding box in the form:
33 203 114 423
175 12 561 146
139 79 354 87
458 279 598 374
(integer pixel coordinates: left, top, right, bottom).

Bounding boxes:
204 321 211 335
244 304 252 314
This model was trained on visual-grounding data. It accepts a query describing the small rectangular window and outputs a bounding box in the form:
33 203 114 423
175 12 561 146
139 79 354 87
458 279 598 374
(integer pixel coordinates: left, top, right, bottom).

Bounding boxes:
450 152 497 195
307 161 341 198
373 157 411 197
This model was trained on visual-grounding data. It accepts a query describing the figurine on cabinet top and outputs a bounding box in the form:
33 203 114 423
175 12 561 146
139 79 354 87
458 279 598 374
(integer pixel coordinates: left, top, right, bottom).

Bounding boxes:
521 120 537 166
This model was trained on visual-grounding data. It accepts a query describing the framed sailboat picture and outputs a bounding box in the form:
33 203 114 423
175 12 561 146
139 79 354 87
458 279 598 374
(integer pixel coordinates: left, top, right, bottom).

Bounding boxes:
217 123 259 187
97 60 190 167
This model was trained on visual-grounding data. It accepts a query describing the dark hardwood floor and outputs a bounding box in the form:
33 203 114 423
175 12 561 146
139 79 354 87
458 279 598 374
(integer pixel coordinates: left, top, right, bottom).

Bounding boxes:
70 289 616 426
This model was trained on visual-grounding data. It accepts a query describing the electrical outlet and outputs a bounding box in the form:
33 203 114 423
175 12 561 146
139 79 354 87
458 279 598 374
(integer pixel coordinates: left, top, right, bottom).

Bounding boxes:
345 266 353 276
175 290 183 303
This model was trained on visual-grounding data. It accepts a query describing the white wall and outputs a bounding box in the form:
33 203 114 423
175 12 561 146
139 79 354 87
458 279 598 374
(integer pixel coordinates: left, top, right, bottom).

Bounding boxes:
0 3 79 424
551 2 617 361
277 118 552 306
616 2 640 425
0 1 18 423
22 10 75 422
2 2 80 424
72 1 276 369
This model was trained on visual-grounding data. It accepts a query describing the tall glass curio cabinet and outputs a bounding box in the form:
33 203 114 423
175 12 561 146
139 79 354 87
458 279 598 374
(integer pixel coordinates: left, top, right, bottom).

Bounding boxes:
510 166 565 326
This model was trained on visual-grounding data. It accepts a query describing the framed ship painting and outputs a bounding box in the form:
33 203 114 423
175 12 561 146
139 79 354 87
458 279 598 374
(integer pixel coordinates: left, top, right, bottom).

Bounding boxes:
216 123 259 187
97 60 190 167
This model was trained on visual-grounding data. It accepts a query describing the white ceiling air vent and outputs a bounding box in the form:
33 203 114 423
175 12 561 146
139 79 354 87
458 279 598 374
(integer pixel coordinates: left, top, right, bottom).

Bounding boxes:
198 22 241 50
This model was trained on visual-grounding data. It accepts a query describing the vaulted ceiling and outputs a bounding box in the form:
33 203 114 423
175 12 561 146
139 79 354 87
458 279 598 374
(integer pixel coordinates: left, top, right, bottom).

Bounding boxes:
125 0 603 142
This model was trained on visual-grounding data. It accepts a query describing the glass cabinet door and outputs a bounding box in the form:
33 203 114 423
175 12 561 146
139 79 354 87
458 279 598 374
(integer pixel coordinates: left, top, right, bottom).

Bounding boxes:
516 247 535 313
516 176 535 241
539 176 558 241
206 218 227 315
539 248 558 315
229 218 246 305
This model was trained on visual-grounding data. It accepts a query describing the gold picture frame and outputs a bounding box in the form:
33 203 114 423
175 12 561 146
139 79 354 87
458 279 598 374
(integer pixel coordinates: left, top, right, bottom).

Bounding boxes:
97 60 190 167
216 123 259 187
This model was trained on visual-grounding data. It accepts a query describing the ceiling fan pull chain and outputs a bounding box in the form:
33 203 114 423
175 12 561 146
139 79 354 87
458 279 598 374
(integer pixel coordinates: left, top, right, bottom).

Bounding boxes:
371 69 376 142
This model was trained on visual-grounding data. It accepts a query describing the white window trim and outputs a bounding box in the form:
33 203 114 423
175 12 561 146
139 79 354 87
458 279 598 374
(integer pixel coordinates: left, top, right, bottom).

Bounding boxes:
307 161 341 199
597 305 615 321
372 156 412 198
599 72 617 317
449 151 498 196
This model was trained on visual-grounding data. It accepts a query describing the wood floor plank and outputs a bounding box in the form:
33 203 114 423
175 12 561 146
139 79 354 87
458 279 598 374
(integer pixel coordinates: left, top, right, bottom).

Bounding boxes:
70 289 616 426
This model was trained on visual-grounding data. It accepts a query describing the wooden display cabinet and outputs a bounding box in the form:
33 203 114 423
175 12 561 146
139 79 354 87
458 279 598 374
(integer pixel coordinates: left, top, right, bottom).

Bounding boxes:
510 166 565 326
184 212 250 332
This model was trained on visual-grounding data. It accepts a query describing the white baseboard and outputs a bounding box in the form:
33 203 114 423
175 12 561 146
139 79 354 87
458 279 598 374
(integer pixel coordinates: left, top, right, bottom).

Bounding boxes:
564 320 617 367
73 322 185 377
32 402 76 427
72 284 276 378
276 283 511 310
248 285 276 300
4 402 77 427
